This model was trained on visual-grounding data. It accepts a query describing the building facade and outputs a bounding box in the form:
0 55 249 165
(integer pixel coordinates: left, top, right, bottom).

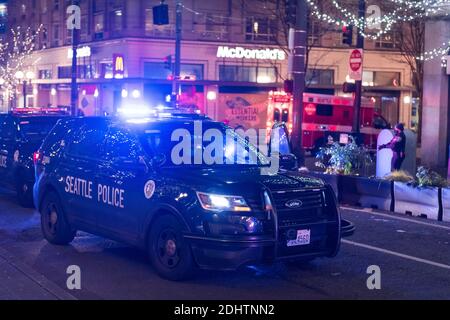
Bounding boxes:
3 0 415 130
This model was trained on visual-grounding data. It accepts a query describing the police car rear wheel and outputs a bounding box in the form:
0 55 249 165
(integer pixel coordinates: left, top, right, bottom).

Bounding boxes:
148 215 195 281
40 192 75 245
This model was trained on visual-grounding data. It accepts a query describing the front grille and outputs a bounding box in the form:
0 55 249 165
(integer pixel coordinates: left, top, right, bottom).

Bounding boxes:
272 189 324 211
272 188 338 258
272 189 327 226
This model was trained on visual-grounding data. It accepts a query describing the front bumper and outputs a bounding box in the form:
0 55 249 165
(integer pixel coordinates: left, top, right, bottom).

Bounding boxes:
185 219 348 270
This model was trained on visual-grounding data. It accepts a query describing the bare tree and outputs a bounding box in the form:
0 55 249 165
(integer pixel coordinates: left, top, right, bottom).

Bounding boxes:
396 20 425 140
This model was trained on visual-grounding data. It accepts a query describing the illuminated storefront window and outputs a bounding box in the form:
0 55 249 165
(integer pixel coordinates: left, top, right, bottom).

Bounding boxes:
219 65 277 83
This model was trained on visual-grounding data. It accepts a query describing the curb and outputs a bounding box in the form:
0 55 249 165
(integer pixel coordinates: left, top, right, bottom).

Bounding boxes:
0 247 77 300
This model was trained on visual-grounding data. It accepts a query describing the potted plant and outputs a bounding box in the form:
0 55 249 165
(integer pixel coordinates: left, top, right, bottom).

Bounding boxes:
312 138 372 202
387 167 447 221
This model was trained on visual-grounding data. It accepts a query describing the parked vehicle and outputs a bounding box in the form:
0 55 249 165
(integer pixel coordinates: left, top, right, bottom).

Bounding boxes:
34 112 348 280
266 91 391 154
0 109 67 206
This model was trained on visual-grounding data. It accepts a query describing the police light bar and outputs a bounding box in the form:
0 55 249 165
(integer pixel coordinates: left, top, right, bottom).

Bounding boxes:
11 107 70 115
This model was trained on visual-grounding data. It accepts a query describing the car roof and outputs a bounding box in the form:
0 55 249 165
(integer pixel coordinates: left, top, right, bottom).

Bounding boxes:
56 114 217 130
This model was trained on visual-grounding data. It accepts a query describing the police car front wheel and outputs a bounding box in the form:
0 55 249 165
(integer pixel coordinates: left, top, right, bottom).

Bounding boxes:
40 192 76 245
148 215 196 281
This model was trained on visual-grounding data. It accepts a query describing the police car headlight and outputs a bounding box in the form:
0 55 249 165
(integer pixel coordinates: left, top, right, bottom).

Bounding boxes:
196 192 251 212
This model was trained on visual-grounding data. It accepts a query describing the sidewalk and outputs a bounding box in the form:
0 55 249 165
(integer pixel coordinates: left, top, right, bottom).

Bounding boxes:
0 247 76 300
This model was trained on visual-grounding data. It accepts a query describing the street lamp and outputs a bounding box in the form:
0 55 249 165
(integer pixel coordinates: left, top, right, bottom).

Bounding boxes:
15 70 35 108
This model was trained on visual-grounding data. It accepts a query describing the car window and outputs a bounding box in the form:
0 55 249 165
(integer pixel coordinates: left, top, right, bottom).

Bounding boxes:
138 122 269 167
103 127 143 161
0 117 16 140
67 122 108 158
18 117 60 140
316 104 333 116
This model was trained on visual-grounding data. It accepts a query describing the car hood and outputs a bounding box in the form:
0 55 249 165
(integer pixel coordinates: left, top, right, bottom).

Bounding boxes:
159 166 325 196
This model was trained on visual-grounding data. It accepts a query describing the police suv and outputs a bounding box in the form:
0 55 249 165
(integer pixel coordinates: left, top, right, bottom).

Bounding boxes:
34 114 350 280
0 110 66 206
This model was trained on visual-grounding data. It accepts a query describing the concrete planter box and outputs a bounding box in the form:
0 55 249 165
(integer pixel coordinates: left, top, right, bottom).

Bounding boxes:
307 172 339 200
393 182 441 220
340 176 393 211
440 188 450 222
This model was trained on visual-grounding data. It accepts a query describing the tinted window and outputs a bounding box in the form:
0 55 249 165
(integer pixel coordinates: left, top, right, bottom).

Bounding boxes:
103 127 142 160
41 120 75 157
316 104 333 116
138 122 269 167
68 123 108 157
0 117 16 140
18 117 60 140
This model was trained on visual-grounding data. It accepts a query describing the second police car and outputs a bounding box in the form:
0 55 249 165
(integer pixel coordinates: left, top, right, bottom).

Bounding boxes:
0 108 67 207
34 113 352 280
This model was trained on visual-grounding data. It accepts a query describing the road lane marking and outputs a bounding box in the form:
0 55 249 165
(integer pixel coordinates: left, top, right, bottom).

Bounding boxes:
342 239 450 271
341 207 450 231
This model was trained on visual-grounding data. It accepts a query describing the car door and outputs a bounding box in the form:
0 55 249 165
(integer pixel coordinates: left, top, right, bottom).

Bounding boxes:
95 126 151 244
59 121 108 229
0 116 18 185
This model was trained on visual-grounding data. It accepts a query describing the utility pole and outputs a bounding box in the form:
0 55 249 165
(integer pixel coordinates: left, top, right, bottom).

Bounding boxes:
172 0 182 107
70 0 80 117
352 0 366 134
290 0 308 165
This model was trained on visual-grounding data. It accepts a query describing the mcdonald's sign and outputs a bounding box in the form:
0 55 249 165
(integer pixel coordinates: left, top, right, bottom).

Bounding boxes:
113 54 125 78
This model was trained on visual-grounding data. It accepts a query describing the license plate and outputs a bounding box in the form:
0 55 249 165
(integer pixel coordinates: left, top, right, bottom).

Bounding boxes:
287 229 311 247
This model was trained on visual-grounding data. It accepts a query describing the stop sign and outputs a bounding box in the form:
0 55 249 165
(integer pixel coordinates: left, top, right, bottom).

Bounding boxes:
348 49 363 81
350 49 362 71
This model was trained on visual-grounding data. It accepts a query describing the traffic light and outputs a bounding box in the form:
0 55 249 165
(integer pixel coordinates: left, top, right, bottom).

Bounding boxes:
342 25 353 46
285 0 297 27
164 55 172 70
343 82 356 93
284 79 294 94
153 3 169 25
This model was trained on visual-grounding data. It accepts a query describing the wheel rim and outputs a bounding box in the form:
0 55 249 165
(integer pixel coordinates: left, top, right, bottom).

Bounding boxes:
45 203 58 235
156 228 180 269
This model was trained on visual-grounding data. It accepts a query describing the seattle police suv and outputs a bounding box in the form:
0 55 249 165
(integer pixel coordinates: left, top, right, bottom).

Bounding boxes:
0 110 66 207
34 113 351 280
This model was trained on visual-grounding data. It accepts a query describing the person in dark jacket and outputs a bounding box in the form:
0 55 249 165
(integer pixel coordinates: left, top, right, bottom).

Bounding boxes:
378 123 406 171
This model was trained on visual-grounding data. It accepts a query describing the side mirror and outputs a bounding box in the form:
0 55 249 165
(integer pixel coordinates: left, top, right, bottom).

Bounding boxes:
270 151 298 171
279 153 298 171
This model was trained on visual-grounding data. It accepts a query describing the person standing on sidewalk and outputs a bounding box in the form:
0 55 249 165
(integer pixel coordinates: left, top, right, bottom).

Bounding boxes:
378 123 406 171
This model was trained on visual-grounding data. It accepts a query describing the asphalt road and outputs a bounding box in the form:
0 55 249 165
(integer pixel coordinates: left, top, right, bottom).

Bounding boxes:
0 186 449 300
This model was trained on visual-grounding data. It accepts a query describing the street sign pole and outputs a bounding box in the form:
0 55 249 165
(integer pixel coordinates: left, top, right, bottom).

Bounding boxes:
290 0 307 166
70 0 79 117
352 0 366 134
172 0 182 107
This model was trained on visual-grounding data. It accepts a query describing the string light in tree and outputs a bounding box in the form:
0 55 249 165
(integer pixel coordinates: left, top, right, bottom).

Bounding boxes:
0 25 43 102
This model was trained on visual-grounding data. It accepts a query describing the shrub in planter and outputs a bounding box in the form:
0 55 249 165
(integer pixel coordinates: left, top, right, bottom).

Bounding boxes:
393 182 440 220
315 138 372 175
387 167 446 221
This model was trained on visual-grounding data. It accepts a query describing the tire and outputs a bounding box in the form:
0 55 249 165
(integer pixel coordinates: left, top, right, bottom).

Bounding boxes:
16 173 34 208
148 215 196 281
40 191 75 245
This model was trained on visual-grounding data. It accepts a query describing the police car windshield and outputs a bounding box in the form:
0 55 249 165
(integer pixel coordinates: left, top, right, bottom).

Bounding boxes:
136 121 270 167
18 117 60 140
